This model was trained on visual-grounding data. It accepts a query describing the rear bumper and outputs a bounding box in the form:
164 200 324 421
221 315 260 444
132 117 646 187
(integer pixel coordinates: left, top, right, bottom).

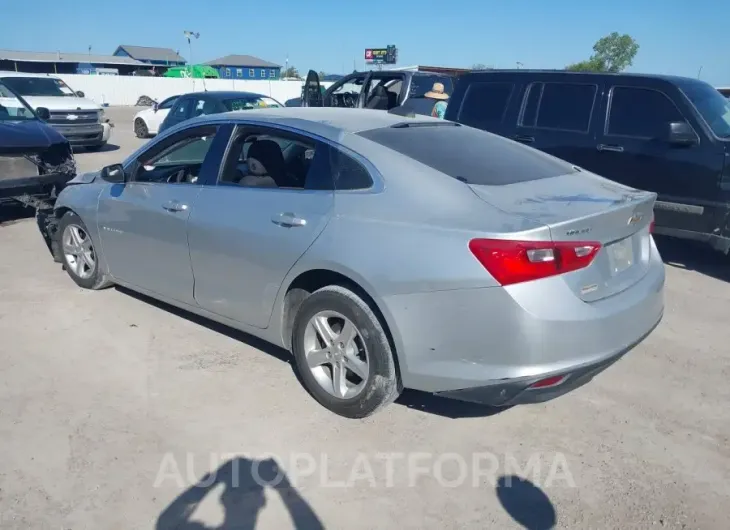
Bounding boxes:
381 237 665 398
0 172 73 203
434 314 662 406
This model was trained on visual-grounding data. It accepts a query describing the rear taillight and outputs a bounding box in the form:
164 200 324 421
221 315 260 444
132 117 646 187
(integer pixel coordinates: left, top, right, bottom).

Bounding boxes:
649 213 655 233
469 238 602 286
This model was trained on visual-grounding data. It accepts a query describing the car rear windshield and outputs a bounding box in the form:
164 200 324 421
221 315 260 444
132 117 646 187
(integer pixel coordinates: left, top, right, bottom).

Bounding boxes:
358 123 577 185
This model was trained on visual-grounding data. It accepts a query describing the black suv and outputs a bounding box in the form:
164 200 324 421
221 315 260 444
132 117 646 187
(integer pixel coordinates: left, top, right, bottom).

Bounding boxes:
0 79 75 209
445 70 730 253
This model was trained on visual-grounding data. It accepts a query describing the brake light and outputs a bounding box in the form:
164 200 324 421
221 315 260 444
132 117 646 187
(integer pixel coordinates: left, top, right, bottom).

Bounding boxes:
649 213 655 233
469 238 602 286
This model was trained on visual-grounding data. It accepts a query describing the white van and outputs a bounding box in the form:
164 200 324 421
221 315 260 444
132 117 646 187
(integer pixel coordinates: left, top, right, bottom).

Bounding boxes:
0 71 112 151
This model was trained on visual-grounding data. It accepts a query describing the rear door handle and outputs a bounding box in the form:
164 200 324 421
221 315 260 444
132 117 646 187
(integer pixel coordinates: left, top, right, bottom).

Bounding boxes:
513 135 535 143
597 144 624 153
271 212 307 227
162 200 189 213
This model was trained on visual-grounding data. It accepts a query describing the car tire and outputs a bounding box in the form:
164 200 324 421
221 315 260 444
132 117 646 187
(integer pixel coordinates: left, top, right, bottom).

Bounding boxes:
58 211 113 290
134 118 149 139
292 285 401 418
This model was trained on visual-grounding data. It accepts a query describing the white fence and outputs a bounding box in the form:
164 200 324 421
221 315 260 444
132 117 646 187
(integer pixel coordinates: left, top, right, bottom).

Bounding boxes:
54 74 333 106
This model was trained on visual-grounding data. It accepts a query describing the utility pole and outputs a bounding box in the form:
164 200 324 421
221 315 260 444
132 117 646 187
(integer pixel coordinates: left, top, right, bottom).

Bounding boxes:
697 66 703 79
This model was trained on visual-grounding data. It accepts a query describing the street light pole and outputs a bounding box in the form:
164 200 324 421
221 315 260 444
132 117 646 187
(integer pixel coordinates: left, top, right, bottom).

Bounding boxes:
183 30 200 78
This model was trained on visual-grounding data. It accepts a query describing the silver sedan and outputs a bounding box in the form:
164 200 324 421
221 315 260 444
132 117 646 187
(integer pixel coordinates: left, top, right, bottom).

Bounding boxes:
43 107 665 418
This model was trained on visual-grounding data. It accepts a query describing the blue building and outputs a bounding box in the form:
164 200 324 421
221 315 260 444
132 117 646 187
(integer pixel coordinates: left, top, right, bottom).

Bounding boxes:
204 55 280 80
113 45 186 67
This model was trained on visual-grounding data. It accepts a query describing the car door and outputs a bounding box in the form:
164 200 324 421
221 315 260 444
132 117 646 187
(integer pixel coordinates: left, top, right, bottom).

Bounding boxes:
594 82 721 234
97 123 233 304
313 72 368 109
160 96 194 132
452 77 522 136
511 78 602 171
187 124 335 328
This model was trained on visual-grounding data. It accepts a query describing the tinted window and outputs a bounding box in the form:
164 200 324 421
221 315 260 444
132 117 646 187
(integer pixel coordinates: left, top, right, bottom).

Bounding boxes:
328 148 373 190
457 82 514 129
1 76 76 97
608 87 684 138
678 81 730 138
158 97 177 110
173 98 193 119
358 123 576 186
520 83 543 127
530 83 596 132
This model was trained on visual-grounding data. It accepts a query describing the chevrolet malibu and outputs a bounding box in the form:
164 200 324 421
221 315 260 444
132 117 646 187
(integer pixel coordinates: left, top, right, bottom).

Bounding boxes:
42 108 665 418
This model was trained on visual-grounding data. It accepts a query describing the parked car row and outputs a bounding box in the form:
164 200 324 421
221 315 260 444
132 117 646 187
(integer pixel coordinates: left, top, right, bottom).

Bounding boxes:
0 71 112 151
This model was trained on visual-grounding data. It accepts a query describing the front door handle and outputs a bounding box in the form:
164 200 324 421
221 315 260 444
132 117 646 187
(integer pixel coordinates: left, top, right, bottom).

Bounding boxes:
513 135 535 143
271 212 307 227
597 144 624 153
162 200 189 213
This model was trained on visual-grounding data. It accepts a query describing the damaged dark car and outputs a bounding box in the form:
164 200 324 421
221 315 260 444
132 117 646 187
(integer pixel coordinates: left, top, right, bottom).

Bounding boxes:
0 79 75 247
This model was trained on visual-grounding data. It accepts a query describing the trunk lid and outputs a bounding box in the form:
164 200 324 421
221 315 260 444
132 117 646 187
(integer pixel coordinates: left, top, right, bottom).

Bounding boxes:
470 170 657 302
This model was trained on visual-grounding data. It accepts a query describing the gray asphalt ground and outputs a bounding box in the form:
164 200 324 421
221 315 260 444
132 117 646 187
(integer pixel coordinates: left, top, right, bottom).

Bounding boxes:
1 107 728 529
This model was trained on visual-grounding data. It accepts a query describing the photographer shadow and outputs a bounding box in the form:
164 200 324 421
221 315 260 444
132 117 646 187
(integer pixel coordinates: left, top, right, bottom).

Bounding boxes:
156 457 324 530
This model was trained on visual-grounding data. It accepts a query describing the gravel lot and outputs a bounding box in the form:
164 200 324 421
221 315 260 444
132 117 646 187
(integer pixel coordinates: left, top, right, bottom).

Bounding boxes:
1 107 729 529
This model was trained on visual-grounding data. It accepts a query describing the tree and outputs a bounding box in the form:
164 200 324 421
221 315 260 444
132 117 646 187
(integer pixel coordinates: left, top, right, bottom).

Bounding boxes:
318 71 326 79
281 66 301 79
566 32 639 73
472 63 488 70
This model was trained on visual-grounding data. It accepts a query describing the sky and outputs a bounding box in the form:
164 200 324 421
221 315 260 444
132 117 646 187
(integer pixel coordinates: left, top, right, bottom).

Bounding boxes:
0 0 728 86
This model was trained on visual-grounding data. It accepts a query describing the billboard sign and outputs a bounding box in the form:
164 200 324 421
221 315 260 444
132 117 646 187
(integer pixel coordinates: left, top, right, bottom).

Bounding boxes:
365 45 397 65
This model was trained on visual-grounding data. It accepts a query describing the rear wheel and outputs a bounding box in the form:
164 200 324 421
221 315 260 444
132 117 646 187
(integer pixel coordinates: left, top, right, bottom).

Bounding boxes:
58 211 112 290
292 285 401 418
134 118 149 138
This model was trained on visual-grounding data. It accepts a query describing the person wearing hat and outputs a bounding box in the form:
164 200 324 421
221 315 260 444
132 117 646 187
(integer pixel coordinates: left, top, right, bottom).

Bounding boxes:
424 82 449 119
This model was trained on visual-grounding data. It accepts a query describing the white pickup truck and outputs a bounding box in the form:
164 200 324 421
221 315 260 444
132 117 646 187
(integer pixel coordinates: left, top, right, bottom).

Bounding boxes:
0 71 112 151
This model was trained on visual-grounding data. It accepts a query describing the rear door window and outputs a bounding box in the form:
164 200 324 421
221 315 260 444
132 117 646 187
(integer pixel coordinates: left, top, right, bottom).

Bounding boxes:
358 123 576 186
520 82 597 133
607 86 685 139
457 82 515 129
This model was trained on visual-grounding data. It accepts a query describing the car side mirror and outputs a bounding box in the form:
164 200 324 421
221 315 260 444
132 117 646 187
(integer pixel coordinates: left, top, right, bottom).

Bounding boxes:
75 90 85 98
101 164 126 183
35 107 50 121
667 121 699 146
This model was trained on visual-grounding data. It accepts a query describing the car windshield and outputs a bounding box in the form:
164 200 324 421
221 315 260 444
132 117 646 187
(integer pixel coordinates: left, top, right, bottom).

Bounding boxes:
1 76 77 97
0 81 36 121
223 96 283 111
679 81 730 138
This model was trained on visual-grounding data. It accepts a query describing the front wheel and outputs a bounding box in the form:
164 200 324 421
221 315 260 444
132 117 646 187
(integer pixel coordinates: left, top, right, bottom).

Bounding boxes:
58 211 112 290
292 285 401 418
134 118 149 138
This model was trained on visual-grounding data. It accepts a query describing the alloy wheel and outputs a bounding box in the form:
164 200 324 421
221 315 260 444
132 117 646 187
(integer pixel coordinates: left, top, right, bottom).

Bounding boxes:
62 224 96 280
303 310 370 399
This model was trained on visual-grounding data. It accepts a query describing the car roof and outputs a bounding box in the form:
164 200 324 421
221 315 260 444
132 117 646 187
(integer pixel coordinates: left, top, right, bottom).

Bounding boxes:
201 107 444 138
461 69 703 85
0 70 61 79
179 90 270 100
